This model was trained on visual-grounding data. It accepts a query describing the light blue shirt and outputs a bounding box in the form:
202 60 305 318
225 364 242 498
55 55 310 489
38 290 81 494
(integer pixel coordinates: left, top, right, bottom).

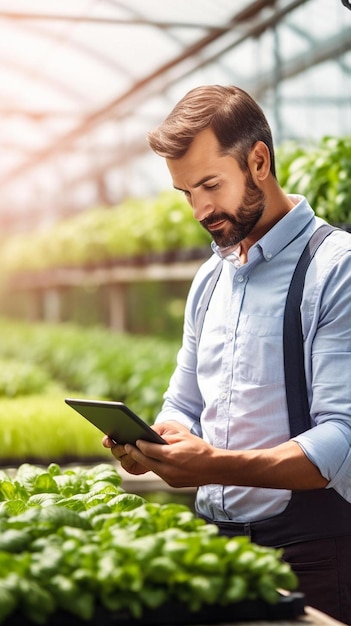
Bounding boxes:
156 196 351 522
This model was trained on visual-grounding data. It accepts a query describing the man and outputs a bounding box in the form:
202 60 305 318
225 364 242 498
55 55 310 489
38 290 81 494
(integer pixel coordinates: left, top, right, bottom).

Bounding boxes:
103 85 351 623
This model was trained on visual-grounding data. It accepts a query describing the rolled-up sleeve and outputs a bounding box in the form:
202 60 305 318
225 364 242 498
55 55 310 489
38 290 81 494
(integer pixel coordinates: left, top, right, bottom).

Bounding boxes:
294 421 351 501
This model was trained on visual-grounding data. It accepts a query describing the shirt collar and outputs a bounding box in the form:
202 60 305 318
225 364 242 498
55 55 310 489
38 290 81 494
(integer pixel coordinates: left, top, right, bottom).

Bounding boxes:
256 195 315 261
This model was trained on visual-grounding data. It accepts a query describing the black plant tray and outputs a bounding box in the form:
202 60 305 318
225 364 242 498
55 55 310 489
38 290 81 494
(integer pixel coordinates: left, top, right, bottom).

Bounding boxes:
5 593 305 625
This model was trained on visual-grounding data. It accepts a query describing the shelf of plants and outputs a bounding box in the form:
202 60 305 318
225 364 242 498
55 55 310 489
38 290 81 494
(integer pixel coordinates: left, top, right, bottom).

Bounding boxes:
0 462 303 626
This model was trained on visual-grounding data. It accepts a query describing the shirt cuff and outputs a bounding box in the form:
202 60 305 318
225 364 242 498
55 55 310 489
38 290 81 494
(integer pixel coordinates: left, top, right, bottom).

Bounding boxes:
292 421 351 502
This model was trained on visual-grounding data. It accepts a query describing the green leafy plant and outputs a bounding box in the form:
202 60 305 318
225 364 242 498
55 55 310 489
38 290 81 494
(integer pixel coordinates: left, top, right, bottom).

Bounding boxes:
0 463 298 624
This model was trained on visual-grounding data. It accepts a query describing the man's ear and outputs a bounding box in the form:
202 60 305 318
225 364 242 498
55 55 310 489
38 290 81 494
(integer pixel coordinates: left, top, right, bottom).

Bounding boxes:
247 141 271 183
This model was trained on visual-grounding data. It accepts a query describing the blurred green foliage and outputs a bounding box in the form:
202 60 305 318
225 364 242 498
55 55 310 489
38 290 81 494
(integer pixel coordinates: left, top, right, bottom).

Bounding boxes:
276 135 351 224
0 359 53 397
0 191 211 275
0 319 180 462
0 394 111 462
0 319 179 421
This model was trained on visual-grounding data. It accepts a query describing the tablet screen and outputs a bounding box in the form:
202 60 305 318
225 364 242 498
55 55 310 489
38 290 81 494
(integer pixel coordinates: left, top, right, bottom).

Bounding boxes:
65 398 167 445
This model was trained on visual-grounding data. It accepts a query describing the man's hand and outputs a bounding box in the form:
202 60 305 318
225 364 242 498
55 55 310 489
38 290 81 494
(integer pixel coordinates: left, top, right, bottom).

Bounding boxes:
102 435 148 475
102 420 209 483
123 421 216 488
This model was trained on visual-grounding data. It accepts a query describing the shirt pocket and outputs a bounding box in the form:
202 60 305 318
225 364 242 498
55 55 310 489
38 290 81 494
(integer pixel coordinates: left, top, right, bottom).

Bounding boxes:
238 315 284 385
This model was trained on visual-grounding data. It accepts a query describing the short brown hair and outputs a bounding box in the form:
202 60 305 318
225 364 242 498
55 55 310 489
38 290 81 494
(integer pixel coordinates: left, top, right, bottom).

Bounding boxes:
147 85 276 177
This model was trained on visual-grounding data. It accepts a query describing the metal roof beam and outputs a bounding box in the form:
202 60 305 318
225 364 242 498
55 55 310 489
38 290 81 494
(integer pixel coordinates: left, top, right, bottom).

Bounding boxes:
0 0 325 189
61 25 351 188
249 25 351 97
1 0 350 221
0 4 281 31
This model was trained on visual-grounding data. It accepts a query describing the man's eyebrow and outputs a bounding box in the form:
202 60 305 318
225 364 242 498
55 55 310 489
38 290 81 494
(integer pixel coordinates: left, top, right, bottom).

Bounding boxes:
173 174 218 192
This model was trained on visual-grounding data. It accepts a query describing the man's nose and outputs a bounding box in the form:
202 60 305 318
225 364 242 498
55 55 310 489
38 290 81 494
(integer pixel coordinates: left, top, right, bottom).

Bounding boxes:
192 191 214 222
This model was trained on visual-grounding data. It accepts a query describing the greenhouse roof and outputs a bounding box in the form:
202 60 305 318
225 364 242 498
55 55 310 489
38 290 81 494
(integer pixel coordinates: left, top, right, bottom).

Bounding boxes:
0 0 350 231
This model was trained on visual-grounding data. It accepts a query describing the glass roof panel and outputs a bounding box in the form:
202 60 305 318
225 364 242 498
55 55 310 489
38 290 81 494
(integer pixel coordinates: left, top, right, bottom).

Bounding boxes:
0 0 350 231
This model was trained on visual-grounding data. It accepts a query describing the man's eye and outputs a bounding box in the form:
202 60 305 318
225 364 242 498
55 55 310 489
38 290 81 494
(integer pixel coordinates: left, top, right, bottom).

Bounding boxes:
204 183 219 191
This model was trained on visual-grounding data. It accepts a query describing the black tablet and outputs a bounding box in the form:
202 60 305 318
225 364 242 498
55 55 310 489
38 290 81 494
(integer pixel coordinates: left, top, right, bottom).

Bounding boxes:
65 398 167 445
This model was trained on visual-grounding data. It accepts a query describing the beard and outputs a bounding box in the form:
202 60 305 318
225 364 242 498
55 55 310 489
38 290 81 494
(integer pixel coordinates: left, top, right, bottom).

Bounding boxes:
200 171 266 248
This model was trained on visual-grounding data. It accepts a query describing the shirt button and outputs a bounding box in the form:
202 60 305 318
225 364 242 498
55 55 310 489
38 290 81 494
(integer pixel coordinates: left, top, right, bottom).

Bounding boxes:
228 332 233 341
220 392 227 400
237 275 244 282
266 252 273 260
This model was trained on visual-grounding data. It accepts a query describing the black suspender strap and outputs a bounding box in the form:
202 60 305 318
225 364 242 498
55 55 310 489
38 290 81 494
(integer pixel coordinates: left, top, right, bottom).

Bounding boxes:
283 224 336 437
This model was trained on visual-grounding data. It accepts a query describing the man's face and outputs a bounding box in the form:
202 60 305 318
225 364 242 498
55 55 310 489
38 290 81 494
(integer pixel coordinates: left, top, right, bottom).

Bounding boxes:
166 128 265 248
